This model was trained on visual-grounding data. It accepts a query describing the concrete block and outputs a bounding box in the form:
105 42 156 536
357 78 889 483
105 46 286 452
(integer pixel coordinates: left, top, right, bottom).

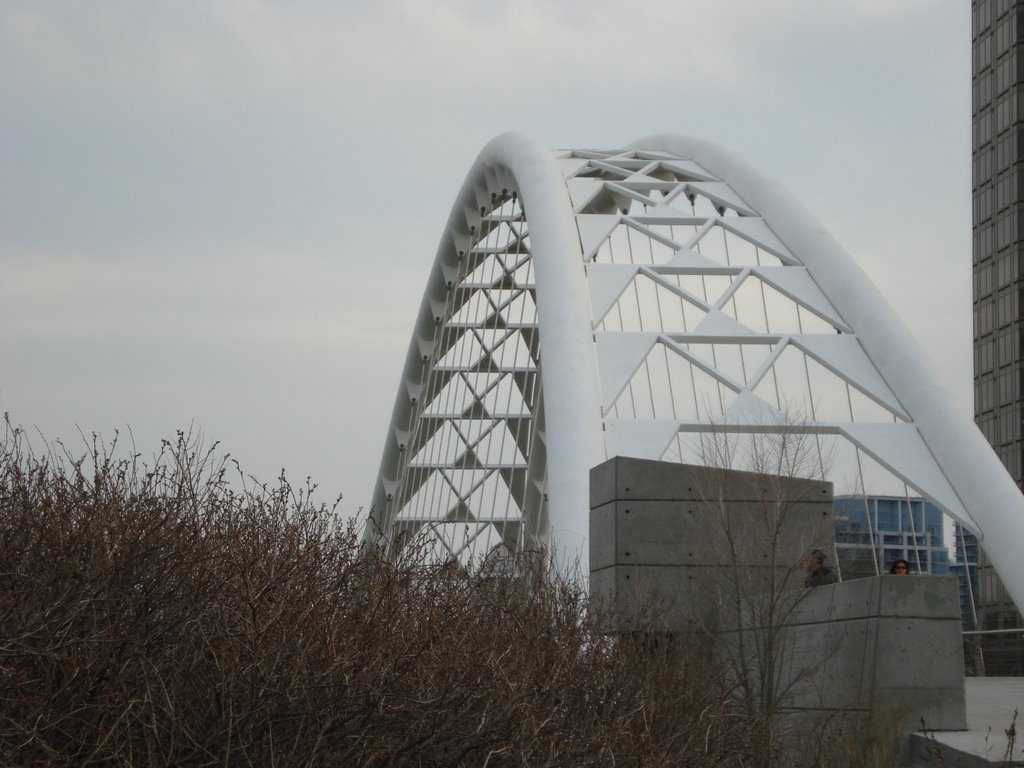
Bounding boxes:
588 457 967 747
609 457 711 501
602 502 831 568
876 575 962 619
695 500 833 563
815 618 874 707
828 576 881 622
590 458 618 508
593 564 726 633
591 456 831 503
873 687 966 733
719 580 830 634
792 580 838 625
613 500 700 565
589 501 617 570
774 622 834 707
589 566 616 611
776 708 916 767
871 618 965 689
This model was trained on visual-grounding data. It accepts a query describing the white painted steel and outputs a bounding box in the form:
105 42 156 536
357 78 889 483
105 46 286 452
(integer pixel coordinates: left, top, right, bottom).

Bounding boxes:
630 134 1024 610
368 132 1024 612
368 133 603 577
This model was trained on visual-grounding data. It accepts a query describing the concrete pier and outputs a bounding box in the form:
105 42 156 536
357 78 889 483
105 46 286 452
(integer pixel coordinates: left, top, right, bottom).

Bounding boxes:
590 456 969 751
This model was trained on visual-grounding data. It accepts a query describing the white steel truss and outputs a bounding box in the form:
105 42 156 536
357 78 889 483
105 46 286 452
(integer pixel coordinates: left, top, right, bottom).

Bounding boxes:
367 133 1024 612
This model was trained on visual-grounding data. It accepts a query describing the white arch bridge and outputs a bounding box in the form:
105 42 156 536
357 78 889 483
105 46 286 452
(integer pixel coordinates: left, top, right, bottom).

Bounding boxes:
366 132 1024 610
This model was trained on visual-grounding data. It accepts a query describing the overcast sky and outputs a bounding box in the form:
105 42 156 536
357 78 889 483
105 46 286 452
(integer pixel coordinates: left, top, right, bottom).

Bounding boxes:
0 0 970 517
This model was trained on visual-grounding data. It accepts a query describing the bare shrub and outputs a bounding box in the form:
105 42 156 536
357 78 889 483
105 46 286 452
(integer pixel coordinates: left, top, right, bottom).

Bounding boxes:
688 415 836 718
0 420 765 766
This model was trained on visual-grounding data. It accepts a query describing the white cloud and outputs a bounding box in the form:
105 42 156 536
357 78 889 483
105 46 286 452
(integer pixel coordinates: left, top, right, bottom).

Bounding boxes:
0 0 955 99
0 1 771 101
0 0 973 510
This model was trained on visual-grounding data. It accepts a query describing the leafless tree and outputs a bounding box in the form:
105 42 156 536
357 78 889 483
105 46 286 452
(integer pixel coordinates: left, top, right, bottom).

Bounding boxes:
0 417 769 767
687 407 837 722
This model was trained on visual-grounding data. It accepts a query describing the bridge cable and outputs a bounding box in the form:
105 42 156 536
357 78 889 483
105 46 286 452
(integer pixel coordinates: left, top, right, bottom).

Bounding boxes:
904 485 925 575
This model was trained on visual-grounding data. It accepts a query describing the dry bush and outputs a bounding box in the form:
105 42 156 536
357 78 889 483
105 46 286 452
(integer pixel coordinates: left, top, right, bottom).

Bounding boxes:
0 422 767 767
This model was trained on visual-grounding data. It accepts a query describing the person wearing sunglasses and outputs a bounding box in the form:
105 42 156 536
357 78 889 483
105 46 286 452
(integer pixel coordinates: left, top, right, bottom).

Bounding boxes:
889 559 910 575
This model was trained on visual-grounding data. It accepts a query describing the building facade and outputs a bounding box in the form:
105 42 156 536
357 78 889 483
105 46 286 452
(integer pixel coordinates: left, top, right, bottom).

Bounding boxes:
973 0 1022 478
972 0 1024 675
833 495 950 581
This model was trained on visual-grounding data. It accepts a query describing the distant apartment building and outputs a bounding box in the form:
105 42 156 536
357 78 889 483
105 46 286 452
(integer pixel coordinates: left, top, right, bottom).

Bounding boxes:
833 495 949 581
972 0 1024 675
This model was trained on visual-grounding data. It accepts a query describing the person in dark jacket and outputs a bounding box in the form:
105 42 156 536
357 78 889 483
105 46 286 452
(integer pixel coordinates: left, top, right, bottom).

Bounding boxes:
804 549 837 587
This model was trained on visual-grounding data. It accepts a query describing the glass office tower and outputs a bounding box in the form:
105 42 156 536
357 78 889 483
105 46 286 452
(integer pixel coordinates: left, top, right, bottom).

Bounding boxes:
972 0 1024 675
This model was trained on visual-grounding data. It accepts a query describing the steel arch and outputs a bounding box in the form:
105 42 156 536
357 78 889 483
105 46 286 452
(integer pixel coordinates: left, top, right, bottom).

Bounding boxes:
367 132 1024 611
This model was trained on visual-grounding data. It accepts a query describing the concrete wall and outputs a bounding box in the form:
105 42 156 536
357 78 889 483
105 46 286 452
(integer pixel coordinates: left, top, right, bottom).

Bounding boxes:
723 575 967 732
590 456 834 632
589 456 966 733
